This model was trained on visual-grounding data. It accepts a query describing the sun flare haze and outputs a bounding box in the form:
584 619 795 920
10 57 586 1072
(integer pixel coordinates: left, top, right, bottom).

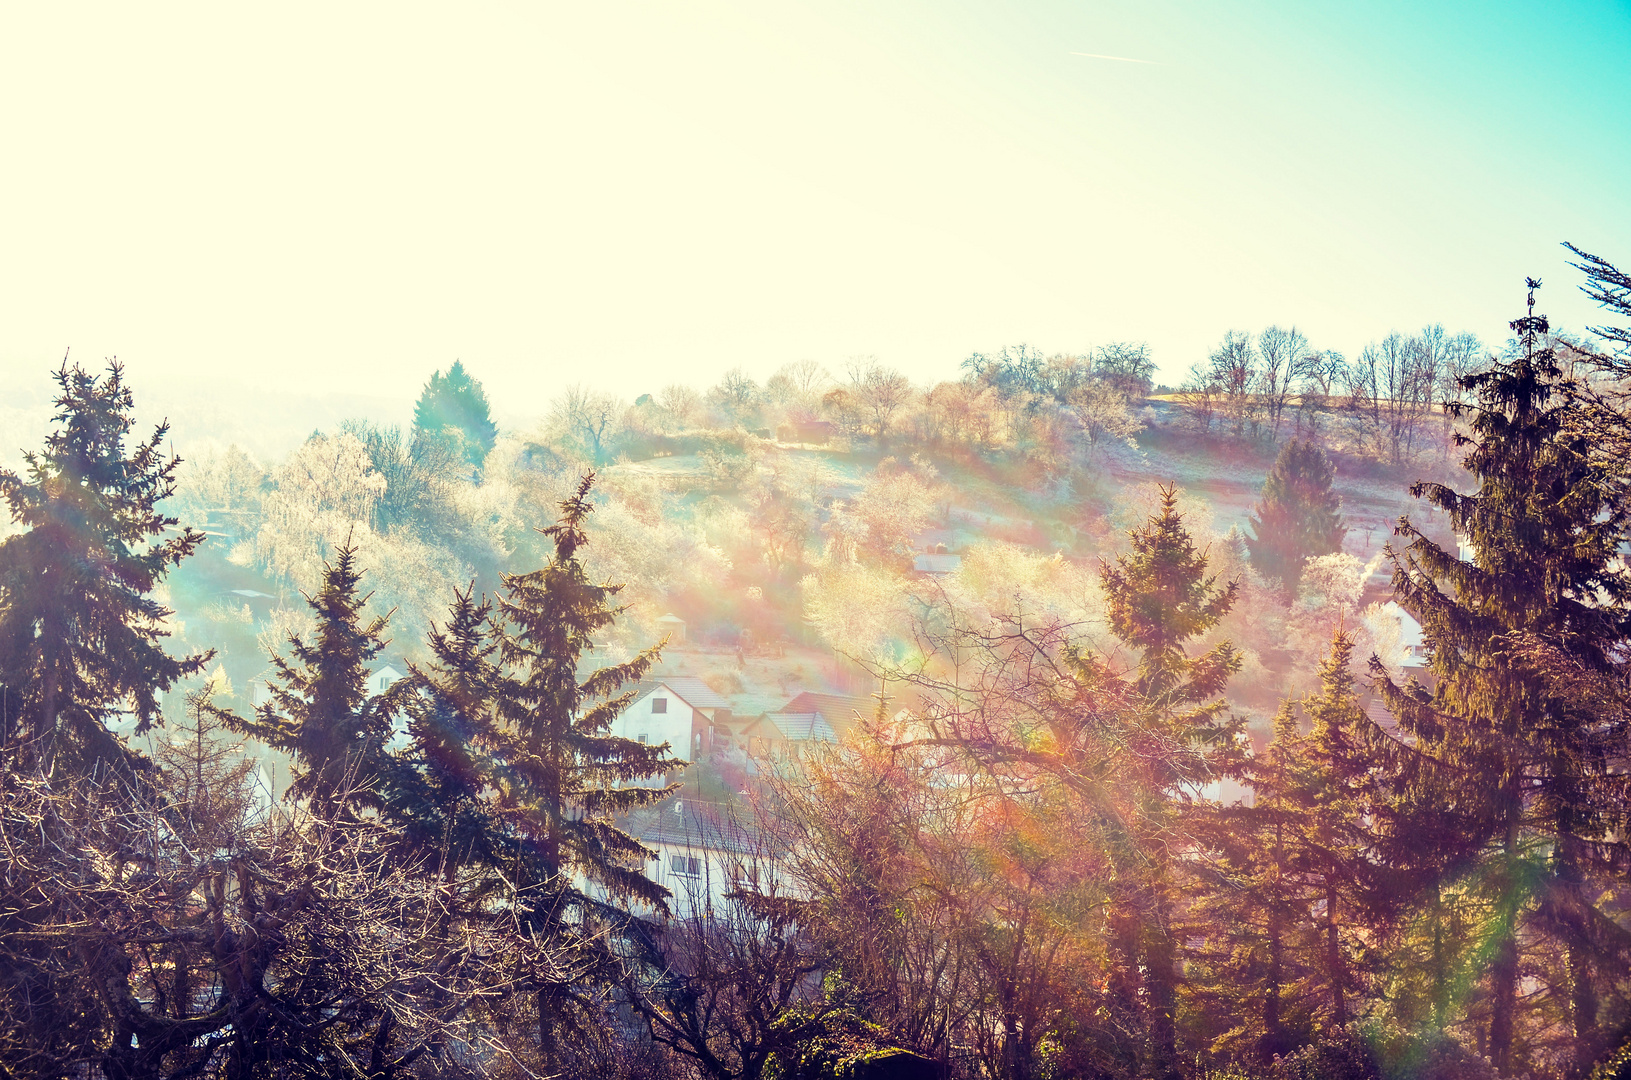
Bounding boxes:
3 1 1627 412
3 5 1631 1079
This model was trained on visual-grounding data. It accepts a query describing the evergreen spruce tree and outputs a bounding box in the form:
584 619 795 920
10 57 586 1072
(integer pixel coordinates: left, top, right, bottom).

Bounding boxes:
1372 279 1631 1075
0 361 208 774
1188 700 1315 1063
1101 484 1242 724
1565 242 1631 364
1189 631 1380 1064
491 473 683 918
411 359 498 469
1097 485 1243 1078
1245 439 1346 591
233 543 396 818
1298 632 1380 1034
384 584 509 882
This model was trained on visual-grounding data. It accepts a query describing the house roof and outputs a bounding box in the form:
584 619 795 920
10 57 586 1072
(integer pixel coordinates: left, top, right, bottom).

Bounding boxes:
634 676 731 710
632 798 770 856
1360 694 1408 739
724 693 789 724
765 712 837 743
780 691 876 725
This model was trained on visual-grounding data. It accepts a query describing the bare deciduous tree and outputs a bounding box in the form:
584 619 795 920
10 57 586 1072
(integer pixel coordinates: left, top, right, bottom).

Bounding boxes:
1092 342 1157 400
551 384 625 463
658 383 705 430
846 360 913 447
0 748 581 1079
1255 325 1308 442
624 822 823 1080
1209 330 1258 438
766 359 831 411
708 368 763 428
1068 379 1144 463
1293 349 1346 437
1176 362 1221 433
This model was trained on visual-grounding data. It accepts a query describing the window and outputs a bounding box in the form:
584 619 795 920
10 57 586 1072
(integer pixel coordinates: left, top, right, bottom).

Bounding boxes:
637 734 648 744
652 698 668 714
670 854 701 876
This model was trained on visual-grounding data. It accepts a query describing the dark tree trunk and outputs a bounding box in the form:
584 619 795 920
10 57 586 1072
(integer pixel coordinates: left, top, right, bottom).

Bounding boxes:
1489 820 1521 1074
1327 878 1345 1028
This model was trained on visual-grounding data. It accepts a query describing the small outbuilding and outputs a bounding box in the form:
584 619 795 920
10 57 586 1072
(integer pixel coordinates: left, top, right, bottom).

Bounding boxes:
655 613 688 645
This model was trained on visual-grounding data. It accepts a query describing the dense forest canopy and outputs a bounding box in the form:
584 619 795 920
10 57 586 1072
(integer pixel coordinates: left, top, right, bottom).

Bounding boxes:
2 250 1631 1079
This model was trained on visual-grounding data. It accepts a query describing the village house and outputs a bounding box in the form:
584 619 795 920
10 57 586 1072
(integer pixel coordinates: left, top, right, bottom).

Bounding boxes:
610 675 732 783
633 798 790 919
913 543 962 575
366 664 405 697
654 612 687 645
742 690 877 758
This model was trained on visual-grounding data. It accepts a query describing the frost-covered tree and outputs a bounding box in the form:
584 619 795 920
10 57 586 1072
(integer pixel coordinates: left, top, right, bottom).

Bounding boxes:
412 358 498 468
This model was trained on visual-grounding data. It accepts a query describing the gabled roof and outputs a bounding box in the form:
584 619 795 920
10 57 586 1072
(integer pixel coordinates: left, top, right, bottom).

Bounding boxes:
780 691 875 726
765 712 837 743
723 693 789 726
633 676 731 710
737 692 877 745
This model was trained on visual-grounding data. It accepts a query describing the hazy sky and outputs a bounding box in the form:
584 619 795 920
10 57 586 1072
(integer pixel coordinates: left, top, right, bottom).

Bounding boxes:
2 1 1628 412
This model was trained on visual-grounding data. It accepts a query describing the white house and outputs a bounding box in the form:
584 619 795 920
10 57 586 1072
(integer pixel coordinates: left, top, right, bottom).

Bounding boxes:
367 664 405 697
655 612 688 645
1376 602 1425 670
636 799 791 919
611 676 731 783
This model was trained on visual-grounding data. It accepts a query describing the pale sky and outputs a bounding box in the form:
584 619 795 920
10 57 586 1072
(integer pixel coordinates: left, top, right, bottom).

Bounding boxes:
2 1 1628 415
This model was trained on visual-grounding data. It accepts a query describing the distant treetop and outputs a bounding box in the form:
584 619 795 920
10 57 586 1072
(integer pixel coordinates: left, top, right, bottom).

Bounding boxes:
1246 439 1346 591
412 360 497 467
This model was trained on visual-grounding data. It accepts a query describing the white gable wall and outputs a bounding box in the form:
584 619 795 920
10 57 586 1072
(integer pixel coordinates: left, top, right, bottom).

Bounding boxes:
646 839 793 919
611 685 704 784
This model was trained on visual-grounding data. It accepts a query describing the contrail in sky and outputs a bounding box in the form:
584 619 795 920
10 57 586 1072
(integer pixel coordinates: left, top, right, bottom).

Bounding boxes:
1070 51 1160 65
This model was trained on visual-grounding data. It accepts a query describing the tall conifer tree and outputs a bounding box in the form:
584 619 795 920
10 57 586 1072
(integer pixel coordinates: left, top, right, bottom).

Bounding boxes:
1098 485 1242 1078
1372 279 1631 1074
1101 484 1242 723
1245 439 1346 591
384 584 508 882
234 544 395 818
1189 631 1380 1063
492 473 682 915
0 362 207 774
